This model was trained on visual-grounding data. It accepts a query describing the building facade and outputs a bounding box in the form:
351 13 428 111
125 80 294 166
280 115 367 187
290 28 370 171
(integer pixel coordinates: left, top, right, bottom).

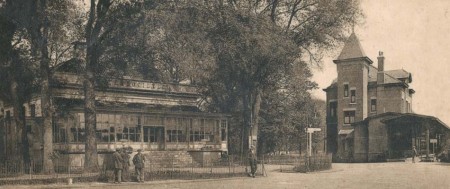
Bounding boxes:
324 32 449 162
0 71 229 170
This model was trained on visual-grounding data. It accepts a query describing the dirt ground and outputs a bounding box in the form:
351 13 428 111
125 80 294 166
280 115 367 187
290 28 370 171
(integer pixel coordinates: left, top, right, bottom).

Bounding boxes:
6 161 450 189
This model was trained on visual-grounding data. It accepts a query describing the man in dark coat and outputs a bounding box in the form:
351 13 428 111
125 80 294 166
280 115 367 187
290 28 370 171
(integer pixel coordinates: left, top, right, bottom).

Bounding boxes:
132 149 146 182
113 149 124 184
248 146 257 178
121 148 131 182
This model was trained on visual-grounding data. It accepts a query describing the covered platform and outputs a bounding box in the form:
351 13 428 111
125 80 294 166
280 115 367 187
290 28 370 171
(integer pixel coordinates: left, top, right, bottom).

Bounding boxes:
381 113 450 161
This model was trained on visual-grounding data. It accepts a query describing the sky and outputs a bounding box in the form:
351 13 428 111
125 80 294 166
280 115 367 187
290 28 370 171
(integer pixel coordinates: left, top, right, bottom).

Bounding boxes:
311 0 450 125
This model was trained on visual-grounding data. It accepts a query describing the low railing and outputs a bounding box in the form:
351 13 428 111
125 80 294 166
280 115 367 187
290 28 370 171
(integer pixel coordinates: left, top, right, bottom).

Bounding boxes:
0 155 265 184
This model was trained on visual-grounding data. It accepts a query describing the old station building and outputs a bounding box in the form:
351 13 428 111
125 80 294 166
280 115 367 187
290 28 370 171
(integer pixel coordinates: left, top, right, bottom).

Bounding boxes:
0 66 229 169
323 32 450 162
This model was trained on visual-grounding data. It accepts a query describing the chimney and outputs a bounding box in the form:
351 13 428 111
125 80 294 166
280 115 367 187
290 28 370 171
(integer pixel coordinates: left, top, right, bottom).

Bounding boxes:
377 51 385 71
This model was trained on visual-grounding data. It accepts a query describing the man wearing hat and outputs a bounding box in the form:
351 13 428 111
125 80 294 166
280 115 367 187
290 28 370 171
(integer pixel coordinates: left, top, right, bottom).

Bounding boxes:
248 146 257 178
132 149 146 182
113 149 124 184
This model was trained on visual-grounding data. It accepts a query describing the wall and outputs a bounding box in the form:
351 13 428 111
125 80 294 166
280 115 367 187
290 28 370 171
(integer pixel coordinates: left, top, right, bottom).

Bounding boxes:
353 123 368 162
367 86 378 117
367 117 392 162
325 87 338 154
335 59 370 158
376 85 403 113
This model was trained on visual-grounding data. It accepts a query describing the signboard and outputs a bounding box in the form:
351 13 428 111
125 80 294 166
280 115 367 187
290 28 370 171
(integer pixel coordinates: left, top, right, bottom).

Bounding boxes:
430 139 438 143
306 128 321 133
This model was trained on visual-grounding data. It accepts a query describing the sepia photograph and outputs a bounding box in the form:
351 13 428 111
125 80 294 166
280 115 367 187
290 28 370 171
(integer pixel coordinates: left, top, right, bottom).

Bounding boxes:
0 0 449 188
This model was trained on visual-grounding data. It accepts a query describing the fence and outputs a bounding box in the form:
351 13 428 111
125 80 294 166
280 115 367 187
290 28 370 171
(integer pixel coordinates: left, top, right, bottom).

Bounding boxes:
0 155 265 185
0 159 99 185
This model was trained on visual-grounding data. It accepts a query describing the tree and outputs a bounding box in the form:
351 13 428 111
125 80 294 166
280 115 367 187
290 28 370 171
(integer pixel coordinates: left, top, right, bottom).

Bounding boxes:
83 0 112 172
128 1 361 157
83 0 149 172
202 0 361 156
0 1 35 164
1 0 80 173
258 61 318 154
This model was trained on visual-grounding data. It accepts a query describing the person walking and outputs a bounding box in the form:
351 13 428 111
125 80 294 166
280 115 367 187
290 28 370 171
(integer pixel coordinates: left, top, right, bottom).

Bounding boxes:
132 149 146 183
412 146 418 163
248 146 257 178
113 149 124 184
121 148 131 182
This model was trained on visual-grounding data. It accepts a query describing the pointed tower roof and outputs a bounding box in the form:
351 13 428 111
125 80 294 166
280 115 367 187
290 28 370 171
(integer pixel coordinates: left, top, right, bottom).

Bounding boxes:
337 32 366 60
333 32 372 64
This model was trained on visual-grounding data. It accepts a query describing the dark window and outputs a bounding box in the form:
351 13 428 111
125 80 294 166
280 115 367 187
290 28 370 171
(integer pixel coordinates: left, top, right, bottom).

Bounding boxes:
344 84 349 97
221 120 227 141
371 99 377 112
144 127 159 143
70 128 86 143
350 90 356 103
30 104 36 117
53 122 67 143
167 130 184 142
120 127 140 142
344 111 355 124
330 102 337 117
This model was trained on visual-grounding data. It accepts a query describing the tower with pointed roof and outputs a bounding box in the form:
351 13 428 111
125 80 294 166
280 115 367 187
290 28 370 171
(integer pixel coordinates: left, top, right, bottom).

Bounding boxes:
323 32 415 161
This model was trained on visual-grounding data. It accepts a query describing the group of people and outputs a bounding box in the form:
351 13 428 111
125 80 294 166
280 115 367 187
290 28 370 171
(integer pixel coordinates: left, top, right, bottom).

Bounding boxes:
112 148 146 184
111 146 257 183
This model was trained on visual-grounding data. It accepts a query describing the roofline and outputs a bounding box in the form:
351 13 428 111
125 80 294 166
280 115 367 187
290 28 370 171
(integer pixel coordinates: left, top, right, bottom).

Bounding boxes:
351 112 403 126
322 85 337 92
381 113 450 130
377 82 409 88
333 57 373 64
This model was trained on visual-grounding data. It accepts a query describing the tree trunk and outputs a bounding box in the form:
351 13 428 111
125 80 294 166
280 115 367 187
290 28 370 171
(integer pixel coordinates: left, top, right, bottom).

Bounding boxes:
9 75 23 159
41 66 54 174
242 91 251 157
242 88 262 157
34 0 55 174
251 88 261 155
83 51 99 172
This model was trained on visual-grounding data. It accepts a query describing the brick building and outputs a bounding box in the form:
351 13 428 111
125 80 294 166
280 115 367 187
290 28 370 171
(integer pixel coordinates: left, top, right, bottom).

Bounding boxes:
323 32 450 162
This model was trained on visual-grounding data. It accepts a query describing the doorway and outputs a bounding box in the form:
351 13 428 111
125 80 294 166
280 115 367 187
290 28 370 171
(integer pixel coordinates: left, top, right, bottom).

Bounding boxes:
143 126 165 150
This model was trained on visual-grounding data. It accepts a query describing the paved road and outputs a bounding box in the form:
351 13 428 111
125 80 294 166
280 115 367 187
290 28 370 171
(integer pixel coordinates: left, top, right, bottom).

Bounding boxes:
6 162 450 189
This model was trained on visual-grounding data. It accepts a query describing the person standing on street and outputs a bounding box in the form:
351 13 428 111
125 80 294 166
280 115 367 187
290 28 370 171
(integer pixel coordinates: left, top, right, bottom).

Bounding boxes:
113 149 124 184
133 149 146 182
412 146 418 163
248 146 257 178
121 148 131 182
